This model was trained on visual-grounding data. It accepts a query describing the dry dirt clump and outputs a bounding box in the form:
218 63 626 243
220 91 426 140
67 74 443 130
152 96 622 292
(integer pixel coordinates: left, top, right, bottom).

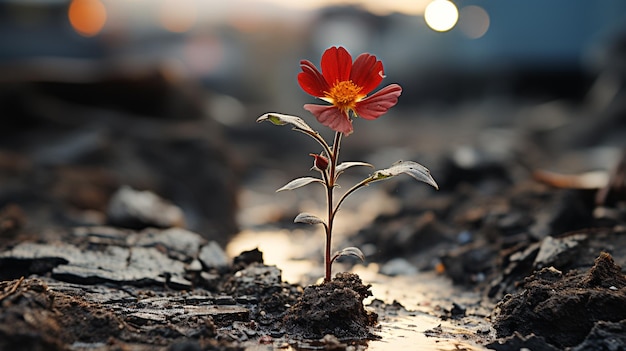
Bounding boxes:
0 278 122 351
492 252 626 349
282 272 378 340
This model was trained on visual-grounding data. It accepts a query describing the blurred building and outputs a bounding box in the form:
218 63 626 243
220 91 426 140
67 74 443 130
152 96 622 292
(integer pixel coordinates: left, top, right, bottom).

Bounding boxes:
0 0 625 106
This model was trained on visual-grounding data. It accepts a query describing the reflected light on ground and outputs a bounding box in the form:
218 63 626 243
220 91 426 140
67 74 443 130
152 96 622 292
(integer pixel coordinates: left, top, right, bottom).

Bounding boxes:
68 0 107 37
226 229 318 284
158 0 197 33
459 5 490 39
424 0 458 32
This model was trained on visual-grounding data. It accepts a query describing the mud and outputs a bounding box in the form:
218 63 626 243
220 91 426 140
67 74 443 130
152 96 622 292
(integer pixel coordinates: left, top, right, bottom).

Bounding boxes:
283 272 377 340
491 252 626 349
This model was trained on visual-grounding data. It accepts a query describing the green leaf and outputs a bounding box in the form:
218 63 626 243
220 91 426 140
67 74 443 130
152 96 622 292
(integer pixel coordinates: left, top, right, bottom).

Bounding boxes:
371 160 439 189
256 113 316 134
294 212 326 225
276 177 323 192
336 161 373 174
334 247 365 262
257 113 332 158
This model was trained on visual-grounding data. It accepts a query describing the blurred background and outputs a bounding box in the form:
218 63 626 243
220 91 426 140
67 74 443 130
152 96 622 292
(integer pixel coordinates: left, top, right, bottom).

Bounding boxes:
1 0 625 249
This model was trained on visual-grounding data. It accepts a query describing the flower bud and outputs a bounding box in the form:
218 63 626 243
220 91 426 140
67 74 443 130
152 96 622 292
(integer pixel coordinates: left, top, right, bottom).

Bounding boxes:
309 153 329 171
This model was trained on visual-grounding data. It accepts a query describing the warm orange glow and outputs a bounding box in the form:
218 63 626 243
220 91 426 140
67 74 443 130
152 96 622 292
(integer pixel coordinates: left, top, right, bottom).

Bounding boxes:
159 0 197 33
68 0 107 37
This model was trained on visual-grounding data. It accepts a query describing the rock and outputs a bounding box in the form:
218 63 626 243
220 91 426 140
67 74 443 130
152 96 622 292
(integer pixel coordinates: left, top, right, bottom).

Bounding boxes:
440 241 497 285
533 234 587 269
450 302 466 318
132 227 205 261
232 248 264 270
379 258 418 276
73 226 132 246
0 239 192 289
215 296 236 305
198 241 230 270
487 332 561 351
570 320 626 351
527 190 595 241
223 263 282 297
107 186 185 230
439 144 513 191
185 259 203 272
123 302 248 328
355 209 456 267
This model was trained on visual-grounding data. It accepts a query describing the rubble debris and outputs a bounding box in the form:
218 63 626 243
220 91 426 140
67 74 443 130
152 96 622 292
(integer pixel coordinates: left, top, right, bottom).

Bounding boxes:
107 186 186 230
493 252 626 349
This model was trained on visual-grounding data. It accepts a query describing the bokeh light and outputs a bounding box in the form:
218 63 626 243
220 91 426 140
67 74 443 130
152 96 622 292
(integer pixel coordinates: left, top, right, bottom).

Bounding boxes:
68 0 107 37
158 0 197 33
459 5 490 39
424 0 459 32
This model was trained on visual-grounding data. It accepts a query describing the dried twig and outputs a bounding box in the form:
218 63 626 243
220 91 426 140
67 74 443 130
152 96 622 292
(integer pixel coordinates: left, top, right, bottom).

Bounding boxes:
0 276 25 302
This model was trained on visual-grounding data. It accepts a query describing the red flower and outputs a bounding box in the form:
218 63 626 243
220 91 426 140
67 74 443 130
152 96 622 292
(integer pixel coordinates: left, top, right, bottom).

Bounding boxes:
297 46 402 135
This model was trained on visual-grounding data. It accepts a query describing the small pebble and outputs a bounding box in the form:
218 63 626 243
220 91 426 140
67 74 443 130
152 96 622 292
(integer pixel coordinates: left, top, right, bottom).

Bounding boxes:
185 259 203 272
215 296 236 305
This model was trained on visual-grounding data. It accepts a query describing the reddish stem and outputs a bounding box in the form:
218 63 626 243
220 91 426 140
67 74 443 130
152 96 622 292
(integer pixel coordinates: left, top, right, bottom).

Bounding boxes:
324 131 343 282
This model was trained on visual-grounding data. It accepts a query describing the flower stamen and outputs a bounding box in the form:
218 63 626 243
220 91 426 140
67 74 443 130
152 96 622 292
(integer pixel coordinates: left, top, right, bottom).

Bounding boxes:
325 80 362 108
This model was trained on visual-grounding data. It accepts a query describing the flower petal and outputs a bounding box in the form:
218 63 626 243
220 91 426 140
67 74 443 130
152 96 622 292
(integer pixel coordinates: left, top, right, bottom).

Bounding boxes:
354 84 402 120
298 60 328 97
321 46 352 84
350 53 384 95
303 104 353 135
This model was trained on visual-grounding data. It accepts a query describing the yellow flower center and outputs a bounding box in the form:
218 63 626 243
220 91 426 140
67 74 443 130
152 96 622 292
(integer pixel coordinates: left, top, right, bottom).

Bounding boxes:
326 80 363 109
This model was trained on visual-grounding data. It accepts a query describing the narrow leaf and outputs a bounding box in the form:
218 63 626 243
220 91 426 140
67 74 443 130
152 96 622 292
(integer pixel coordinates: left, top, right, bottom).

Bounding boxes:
276 177 323 192
336 161 374 174
371 160 439 189
257 113 316 134
294 212 326 225
334 247 365 262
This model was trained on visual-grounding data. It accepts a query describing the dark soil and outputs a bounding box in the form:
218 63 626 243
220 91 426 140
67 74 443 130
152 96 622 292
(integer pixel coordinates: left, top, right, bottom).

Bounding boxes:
491 252 626 349
0 278 127 351
283 272 377 340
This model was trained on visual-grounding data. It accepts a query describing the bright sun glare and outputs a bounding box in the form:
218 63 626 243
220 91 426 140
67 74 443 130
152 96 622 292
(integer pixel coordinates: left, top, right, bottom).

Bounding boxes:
424 0 459 32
